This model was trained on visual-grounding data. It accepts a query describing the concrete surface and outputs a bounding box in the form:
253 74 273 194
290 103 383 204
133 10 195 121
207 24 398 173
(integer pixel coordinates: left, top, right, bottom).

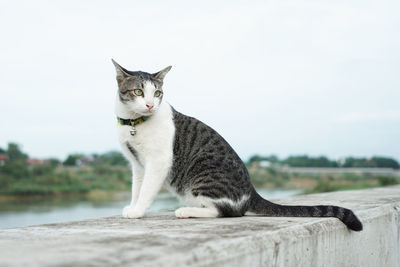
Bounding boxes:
0 186 399 267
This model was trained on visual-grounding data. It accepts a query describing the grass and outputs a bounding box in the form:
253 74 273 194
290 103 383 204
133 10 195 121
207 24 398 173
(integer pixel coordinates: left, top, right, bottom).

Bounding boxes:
0 164 132 197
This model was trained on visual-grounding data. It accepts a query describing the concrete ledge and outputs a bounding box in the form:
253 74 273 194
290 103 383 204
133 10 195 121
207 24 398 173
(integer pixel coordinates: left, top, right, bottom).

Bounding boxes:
1 186 399 267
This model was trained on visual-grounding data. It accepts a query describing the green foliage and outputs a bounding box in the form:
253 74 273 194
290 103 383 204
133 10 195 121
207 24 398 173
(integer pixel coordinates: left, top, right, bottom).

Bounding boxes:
0 161 30 179
47 158 61 168
342 157 374 168
371 157 399 169
377 176 399 186
63 154 84 166
283 155 338 167
308 180 341 193
6 143 28 162
249 154 399 169
2 142 399 197
0 164 131 196
248 164 399 194
32 163 56 176
0 143 131 196
342 157 399 169
249 167 290 188
98 151 128 166
248 154 279 164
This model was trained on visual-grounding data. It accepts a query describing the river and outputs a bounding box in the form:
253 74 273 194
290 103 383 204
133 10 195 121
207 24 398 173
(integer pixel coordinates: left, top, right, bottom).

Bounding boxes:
0 189 301 229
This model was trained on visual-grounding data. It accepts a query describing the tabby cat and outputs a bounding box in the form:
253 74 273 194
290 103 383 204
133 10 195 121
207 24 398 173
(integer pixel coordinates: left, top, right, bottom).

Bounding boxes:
112 59 362 231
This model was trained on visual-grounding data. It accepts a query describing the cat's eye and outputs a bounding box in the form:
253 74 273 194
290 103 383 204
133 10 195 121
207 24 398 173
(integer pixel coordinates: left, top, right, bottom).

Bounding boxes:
133 89 143 96
154 90 162 97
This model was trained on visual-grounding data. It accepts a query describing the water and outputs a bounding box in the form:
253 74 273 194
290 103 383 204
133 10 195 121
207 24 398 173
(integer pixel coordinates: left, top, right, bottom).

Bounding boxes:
0 189 301 229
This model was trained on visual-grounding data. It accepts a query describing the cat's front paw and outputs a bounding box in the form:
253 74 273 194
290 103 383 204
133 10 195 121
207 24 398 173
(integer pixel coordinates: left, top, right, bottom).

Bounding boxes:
175 207 190 219
122 205 144 219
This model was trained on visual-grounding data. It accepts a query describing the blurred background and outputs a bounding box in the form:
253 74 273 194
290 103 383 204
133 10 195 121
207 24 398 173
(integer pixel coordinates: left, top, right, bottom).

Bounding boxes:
1 0 399 228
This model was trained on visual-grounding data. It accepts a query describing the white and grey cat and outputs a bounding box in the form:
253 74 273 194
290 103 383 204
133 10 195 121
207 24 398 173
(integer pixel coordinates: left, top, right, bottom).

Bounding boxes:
112 59 362 231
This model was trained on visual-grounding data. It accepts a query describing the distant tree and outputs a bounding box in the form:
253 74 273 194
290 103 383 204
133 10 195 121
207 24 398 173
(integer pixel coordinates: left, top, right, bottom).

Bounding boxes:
0 160 30 179
371 157 399 169
377 176 399 186
6 143 28 162
63 154 83 166
248 155 263 164
342 157 354 168
342 157 370 168
248 154 279 164
284 155 309 167
314 156 339 167
265 155 279 163
47 158 61 168
99 151 128 166
342 157 399 169
0 147 5 154
32 163 55 176
283 155 338 167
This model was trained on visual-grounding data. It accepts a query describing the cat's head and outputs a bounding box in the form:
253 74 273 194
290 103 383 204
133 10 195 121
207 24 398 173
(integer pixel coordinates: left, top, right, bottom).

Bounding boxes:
112 59 171 116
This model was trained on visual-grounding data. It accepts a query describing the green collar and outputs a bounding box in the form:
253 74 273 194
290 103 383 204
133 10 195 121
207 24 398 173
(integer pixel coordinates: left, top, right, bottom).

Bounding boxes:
117 116 150 127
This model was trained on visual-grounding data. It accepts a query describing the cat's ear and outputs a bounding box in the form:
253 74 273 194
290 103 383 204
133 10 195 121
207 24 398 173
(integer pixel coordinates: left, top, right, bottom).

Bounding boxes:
111 59 130 86
153 66 172 81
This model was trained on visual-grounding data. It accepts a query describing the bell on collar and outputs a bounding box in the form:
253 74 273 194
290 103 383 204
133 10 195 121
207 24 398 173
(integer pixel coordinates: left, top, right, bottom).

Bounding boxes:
130 127 137 136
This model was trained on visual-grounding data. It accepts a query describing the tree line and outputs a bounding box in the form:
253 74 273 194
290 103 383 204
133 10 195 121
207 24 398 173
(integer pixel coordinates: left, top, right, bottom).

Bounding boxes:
1 143 399 196
248 154 400 169
0 143 131 195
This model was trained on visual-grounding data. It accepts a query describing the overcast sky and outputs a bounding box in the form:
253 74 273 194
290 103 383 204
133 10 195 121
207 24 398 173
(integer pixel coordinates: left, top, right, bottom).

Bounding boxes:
1 0 399 161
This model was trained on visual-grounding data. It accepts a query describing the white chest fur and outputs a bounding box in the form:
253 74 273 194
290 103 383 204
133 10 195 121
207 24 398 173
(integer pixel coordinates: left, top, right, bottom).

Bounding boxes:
116 101 175 168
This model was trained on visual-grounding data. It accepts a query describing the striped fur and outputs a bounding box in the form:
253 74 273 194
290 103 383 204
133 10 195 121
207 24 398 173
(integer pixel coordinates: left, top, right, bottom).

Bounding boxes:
249 190 362 231
169 109 362 231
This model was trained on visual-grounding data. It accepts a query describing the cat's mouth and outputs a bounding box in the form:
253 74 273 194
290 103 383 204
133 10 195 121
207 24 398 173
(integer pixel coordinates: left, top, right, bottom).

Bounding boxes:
141 110 154 115
128 107 154 116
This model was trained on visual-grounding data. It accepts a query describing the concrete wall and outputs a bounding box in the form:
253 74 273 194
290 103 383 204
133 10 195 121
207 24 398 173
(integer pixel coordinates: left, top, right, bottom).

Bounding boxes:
0 186 399 267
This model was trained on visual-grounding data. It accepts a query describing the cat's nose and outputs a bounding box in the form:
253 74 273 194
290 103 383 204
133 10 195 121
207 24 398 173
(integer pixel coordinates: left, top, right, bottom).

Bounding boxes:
146 104 154 110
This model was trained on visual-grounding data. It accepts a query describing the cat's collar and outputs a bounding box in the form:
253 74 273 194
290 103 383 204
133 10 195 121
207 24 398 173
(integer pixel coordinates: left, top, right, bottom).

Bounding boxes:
117 116 150 127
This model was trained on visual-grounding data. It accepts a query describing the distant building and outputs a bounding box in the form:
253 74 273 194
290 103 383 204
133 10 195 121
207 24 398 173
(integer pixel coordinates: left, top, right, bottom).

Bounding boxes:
337 158 346 167
0 154 8 166
259 160 271 168
251 160 271 168
76 155 97 166
26 158 45 166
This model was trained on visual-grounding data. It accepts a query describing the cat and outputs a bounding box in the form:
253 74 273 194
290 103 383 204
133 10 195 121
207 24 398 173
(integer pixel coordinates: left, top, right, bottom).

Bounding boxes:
112 59 363 231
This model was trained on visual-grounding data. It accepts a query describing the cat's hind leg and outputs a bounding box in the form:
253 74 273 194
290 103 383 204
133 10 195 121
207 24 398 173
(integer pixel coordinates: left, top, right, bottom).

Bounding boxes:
175 207 218 218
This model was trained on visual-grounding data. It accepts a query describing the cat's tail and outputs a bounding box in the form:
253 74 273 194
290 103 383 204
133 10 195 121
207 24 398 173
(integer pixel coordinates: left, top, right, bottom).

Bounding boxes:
248 190 363 231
